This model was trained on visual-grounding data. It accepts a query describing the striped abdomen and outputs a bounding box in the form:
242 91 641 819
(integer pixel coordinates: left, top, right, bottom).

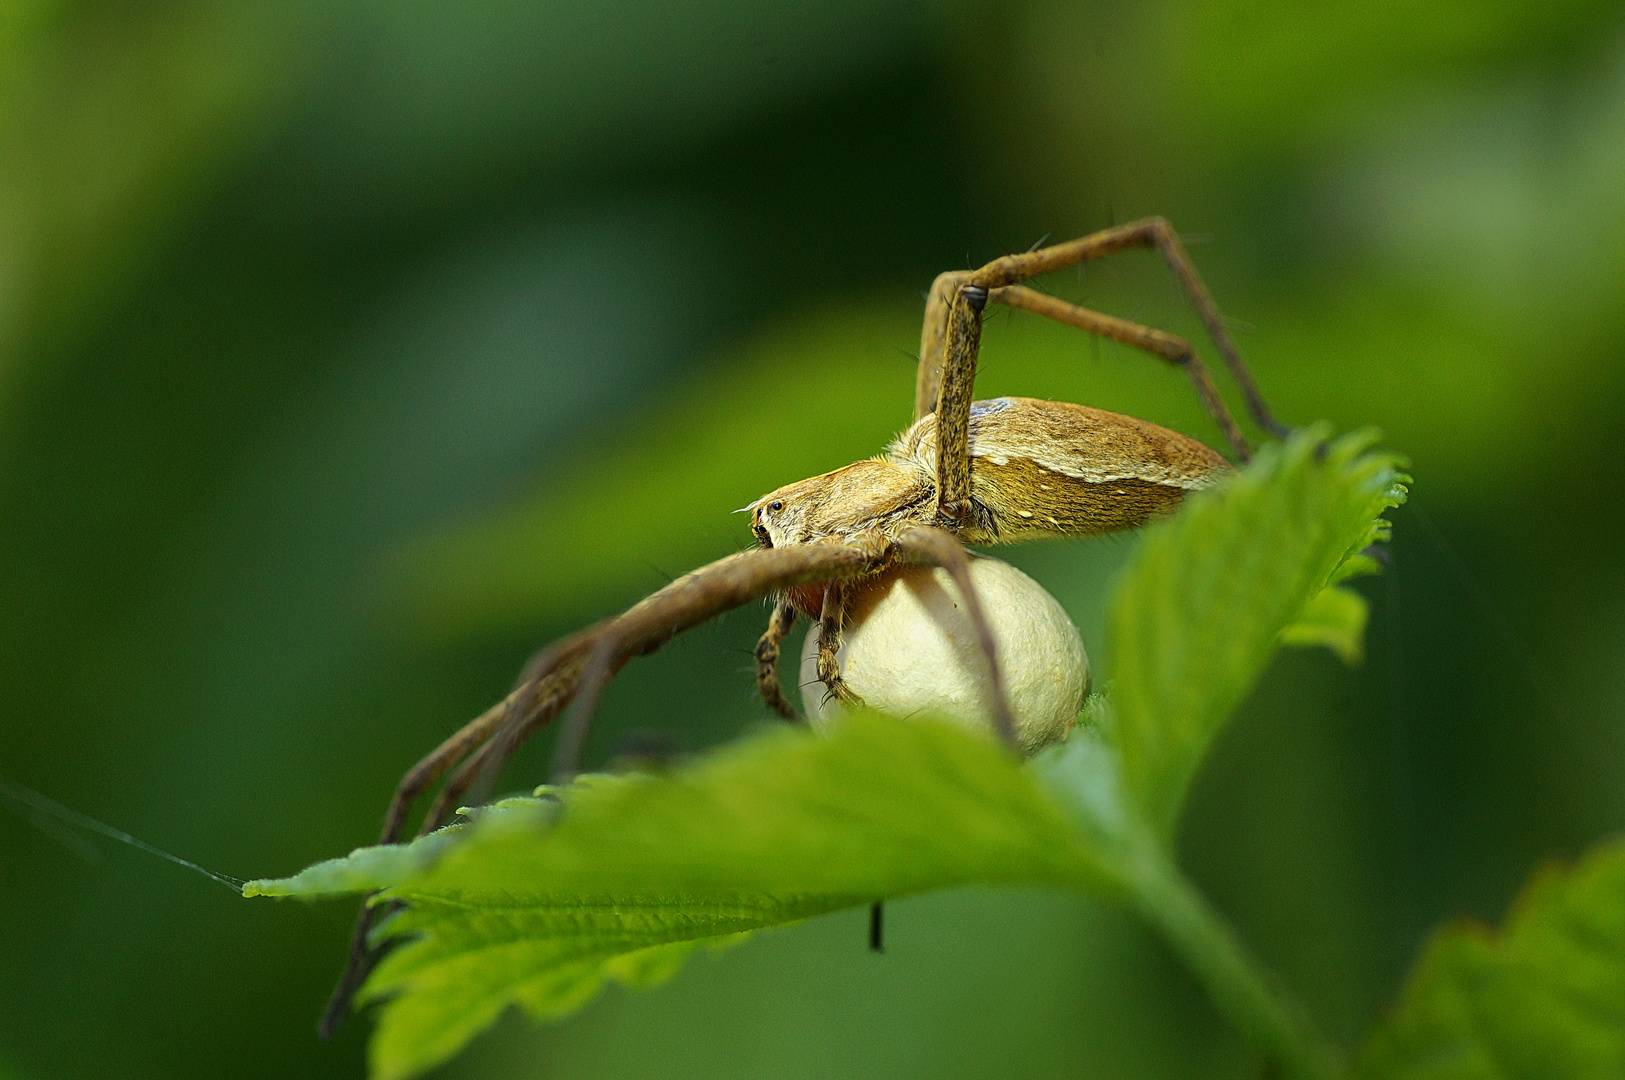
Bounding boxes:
887 396 1228 544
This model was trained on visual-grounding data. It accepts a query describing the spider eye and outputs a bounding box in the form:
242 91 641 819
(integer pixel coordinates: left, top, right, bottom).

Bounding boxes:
767 500 784 513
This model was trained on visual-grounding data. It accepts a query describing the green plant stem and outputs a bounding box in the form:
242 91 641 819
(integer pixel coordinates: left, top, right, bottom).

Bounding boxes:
1118 839 1346 1080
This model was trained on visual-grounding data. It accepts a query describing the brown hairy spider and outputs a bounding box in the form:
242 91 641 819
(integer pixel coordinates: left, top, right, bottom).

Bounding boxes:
319 218 1289 1036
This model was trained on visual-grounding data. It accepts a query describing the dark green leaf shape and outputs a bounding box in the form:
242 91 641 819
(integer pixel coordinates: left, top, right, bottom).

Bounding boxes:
1108 426 1408 839
249 716 1114 1080
1358 838 1625 1079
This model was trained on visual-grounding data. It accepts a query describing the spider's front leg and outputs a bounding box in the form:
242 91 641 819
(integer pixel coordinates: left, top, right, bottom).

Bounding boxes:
928 282 988 526
816 583 864 709
754 600 800 720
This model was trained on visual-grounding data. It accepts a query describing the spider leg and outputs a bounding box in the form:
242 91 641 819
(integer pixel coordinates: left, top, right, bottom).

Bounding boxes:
320 540 893 1037
915 269 971 424
816 583 864 709
378 692 525 848
894 526 1017 748
926 283 988 526
915 219 1287 517
754 600 800 720
989 285 1251 461
550 632 621 781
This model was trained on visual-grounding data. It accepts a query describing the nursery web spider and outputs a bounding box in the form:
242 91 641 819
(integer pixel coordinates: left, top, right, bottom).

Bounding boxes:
319 217 1289 1036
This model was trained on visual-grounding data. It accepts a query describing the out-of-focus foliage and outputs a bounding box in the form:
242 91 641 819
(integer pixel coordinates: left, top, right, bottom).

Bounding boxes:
1359 839 1625 1079
3 1 1625 1079
0 0 303 394
391 306 922 636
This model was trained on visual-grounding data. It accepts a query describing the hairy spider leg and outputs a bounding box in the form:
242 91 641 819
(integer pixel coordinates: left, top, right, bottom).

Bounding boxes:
816 583 861 708
929 286 987 527
915 217 1288 520
753 599 801 720
549 633 621 782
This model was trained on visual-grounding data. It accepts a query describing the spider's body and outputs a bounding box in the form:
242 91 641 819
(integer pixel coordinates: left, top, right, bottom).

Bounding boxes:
751 395 1228 619
322 218 1292 1036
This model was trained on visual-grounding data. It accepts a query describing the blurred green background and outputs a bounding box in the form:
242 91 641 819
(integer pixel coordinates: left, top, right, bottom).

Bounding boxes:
2 1 1624 1077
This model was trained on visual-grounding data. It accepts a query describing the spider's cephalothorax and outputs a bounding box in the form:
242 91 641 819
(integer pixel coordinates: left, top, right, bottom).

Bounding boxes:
321 217 1291 1037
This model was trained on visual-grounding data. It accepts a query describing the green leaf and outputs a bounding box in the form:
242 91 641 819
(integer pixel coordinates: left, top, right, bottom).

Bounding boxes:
250 716 1115 1080
1358 838 1625 1079
1108 426 1408 839
1280 584 1370 664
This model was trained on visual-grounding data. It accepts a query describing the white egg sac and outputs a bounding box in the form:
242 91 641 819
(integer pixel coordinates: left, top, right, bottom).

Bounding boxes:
798 555 1088 754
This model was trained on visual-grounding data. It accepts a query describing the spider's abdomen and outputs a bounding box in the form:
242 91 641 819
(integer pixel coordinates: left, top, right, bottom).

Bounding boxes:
887 396 1228 544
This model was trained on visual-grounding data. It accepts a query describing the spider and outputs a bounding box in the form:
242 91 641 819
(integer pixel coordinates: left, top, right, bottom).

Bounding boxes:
319 217 1289 1035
